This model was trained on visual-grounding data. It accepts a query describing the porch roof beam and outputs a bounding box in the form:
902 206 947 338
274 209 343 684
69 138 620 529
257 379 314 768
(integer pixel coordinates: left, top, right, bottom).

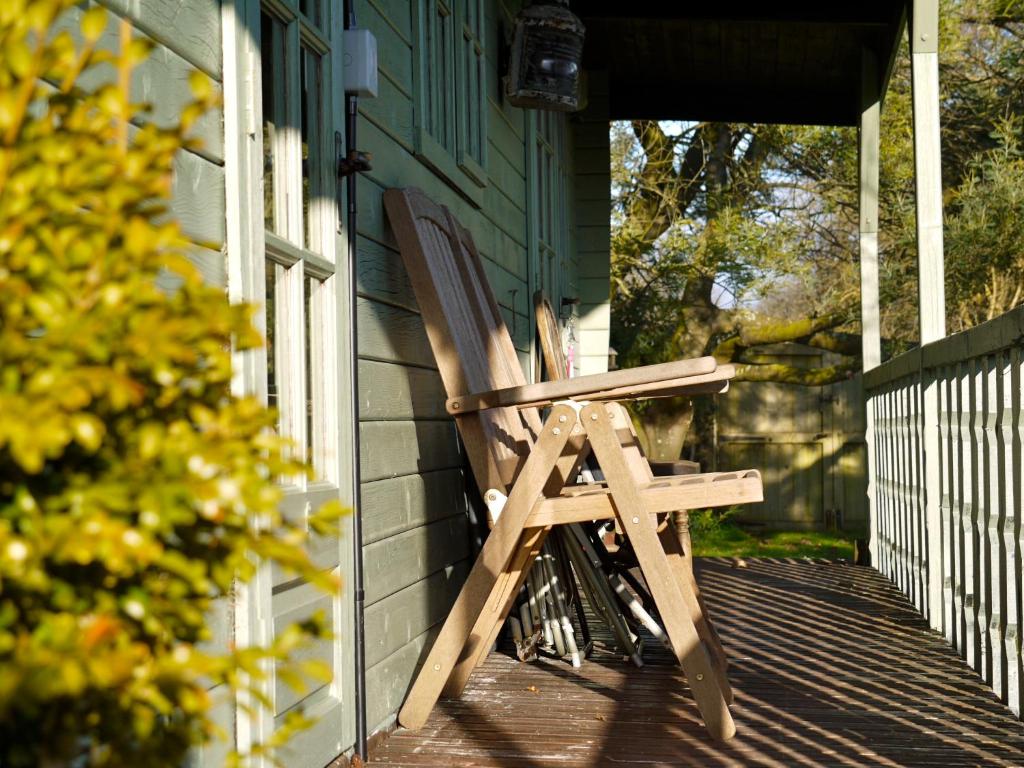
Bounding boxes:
583 1 907 127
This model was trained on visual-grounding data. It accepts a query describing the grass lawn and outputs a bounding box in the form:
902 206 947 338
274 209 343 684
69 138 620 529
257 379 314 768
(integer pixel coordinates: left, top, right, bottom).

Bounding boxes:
689 510 858 560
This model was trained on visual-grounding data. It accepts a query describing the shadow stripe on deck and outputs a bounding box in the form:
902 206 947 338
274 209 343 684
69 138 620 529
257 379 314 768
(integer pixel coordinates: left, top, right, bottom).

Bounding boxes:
369 559 1024 767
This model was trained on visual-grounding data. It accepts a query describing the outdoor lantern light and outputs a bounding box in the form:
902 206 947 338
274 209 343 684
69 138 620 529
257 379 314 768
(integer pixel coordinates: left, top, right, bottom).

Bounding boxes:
506 0 585 112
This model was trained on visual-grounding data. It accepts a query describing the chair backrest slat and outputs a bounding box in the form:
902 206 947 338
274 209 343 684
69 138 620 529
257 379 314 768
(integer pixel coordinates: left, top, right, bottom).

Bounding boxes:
384 188 540 492
534 289 655 482
534 291 569 381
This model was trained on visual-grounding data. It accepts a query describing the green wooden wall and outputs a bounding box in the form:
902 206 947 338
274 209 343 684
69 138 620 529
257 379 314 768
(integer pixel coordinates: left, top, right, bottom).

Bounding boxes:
354 0 585 736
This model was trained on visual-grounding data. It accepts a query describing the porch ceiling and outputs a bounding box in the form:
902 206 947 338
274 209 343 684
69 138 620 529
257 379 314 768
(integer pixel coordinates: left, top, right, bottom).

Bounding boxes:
579 1 907 126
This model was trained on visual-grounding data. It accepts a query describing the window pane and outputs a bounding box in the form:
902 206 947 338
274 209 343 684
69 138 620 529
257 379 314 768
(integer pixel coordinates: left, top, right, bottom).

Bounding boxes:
440 7 453 152
266 260 278 413
304 276 317 465
460 0 485 168
301 47 323 252
424 1 455 154
301 0 321 28
261 12 285 234
464 36 476 158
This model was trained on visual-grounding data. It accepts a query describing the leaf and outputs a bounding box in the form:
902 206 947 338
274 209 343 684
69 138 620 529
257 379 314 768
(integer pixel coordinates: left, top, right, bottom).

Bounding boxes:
80 6 107 43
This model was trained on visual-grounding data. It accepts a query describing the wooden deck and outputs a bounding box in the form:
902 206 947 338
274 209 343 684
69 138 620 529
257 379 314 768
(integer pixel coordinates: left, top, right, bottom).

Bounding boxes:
369 559 1024 767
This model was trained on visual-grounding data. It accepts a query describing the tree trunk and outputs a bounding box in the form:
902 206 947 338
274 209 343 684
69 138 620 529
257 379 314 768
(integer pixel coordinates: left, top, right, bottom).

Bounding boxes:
629 397 694 462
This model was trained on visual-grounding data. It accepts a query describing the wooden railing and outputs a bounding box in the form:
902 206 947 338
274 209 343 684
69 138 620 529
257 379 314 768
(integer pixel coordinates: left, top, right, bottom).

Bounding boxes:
864 306 1023 718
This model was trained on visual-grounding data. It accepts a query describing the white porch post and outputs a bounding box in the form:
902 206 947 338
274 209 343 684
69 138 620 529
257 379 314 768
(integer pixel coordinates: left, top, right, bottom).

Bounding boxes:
859 48 882 565
910 0 946 630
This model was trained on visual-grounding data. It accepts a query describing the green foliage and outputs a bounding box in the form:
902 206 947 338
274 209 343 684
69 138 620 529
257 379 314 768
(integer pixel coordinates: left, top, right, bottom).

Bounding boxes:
610 121 806 371
0 2 342 765
688 507 736 538
945 120 1024 329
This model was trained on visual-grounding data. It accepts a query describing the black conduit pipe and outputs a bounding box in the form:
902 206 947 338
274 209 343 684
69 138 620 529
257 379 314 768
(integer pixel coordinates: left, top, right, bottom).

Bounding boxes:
341 0 368 760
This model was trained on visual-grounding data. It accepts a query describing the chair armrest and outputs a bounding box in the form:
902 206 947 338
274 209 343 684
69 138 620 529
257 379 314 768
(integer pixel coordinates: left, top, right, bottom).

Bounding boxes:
582 370 731 402
447 359 733 414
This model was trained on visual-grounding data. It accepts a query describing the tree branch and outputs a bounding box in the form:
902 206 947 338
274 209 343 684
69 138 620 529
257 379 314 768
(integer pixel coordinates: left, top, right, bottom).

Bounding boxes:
711 310 853 359
732 362 858 385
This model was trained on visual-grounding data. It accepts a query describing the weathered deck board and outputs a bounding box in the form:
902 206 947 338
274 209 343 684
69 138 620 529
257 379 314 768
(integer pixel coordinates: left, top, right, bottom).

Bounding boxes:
369 559 1024 767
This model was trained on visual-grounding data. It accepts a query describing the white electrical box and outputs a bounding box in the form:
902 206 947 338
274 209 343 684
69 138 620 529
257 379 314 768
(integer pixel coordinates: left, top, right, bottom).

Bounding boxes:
343 29 378 98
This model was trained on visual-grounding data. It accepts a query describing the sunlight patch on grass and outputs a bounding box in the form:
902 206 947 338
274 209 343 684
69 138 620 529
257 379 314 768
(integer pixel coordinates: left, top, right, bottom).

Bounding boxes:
689 508 857 559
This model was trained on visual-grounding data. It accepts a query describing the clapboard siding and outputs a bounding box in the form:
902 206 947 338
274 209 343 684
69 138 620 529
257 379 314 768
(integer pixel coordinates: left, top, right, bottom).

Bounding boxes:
358 360 448 420
358 122 529 254
98 0 222 78
60 3 224 163
363 515 469 605
488 133 528 205
364 561 469 668
48 5 227 255
364 0 412 43
357 236 418 310
171 150 226 247
357 297 436 368
359 0 413 86
360 420 463 482
573 72 611 375
362 468 468 545
100 2 230 765
365 625 438 732
359 73 415 151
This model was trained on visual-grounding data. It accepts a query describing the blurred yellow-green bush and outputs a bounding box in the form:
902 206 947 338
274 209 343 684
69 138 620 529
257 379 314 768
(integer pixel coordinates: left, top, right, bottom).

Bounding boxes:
0 2 342 764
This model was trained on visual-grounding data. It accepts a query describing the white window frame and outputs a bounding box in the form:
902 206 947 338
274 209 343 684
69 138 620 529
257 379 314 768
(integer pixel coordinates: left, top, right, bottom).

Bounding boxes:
223 0 354 761
260 0 339 488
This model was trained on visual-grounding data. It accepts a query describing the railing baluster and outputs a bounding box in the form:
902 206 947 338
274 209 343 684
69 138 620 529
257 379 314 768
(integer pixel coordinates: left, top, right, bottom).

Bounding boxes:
894 383 908 594
968 356 984 673
905 382 916 598
882 387 895 578
987 354 1003 696
872 392 886 575
913 380 921 614
939 366 954 642
1007 347 1022 716
915 376 929 615
878 387 891 579
946 364 962 651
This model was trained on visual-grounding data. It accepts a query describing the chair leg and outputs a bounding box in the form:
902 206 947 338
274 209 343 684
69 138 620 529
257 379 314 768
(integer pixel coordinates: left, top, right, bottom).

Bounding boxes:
443 431 590 697
583 402 735 741
398 405 577 730
672 510 729 671
659 522 732 704
442 526 549 697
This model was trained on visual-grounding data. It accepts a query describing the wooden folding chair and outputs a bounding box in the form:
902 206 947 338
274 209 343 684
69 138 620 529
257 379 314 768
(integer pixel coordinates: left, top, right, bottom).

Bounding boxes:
383 187 762 741
534 290 731 690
